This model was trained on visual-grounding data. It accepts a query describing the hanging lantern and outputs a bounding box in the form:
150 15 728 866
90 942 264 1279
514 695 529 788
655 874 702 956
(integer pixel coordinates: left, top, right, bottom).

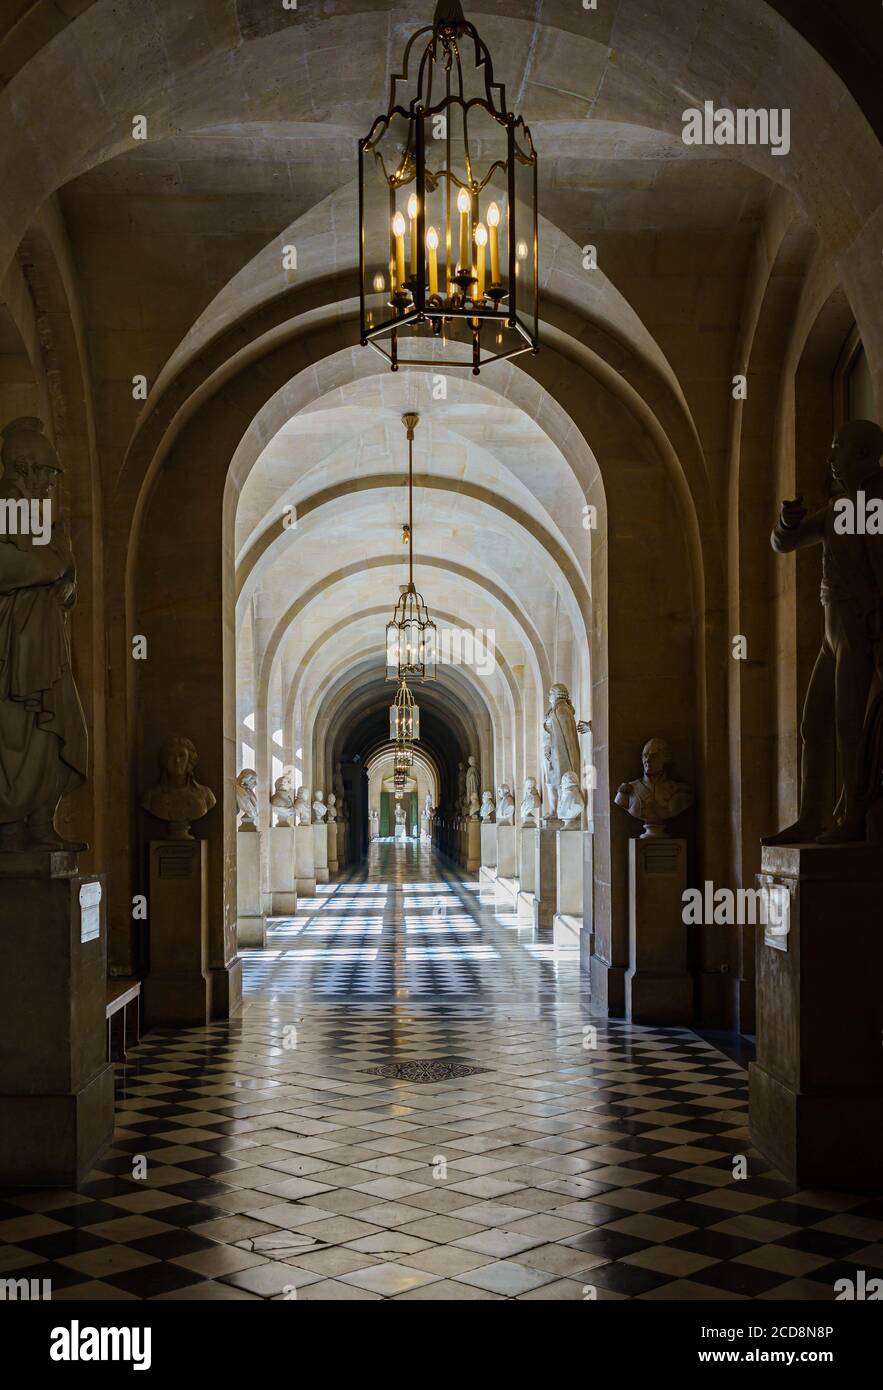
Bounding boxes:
390 679 420 742
394 745 414 775
359 0 538 375
385 413 437 681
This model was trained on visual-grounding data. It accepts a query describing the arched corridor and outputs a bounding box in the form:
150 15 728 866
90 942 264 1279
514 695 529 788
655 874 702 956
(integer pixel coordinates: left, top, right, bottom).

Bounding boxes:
1 0 883 1340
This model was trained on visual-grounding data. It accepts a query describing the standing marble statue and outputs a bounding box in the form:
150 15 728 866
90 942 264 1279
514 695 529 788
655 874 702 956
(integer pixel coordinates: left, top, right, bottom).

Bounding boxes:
142 736 216 841
542 684 589 821
270 772 294 827
519 776 541 826
496 784 516 825
0 417 88 852
480 791 496 822
615 738 692 839
465 755 480 807
312 789 328 823
394 802 406 838
764 420 883 844
424 792 433 819
293 786 312 825
558 771 585 829
235 769 258 830
457 761 467 816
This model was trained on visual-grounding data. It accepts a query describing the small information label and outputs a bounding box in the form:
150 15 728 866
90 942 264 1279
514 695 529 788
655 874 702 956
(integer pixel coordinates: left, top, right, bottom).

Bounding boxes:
79 880 101 943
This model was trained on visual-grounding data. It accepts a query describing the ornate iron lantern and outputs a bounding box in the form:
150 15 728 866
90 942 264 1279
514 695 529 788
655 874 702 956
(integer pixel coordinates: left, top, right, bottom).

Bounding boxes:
390 679 420 743
385 413 437 681
359 0 538 374
394 745 414 776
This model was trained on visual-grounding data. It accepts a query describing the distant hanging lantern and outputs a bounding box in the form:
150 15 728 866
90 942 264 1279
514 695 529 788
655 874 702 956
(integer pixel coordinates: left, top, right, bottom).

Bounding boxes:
394 745 414 775
390 679 420 742
359 0 538 375
385 413 437 682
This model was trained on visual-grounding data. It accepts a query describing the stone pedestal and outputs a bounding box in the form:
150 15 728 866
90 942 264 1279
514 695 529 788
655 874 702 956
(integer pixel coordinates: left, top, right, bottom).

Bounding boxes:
269 826 296 915
465 820 481 873
313 823 329 884
337 820 347 869
327 821 339 874
526 826 557 931
0 857 114 1186
553 829 584 946
145 839 210 1026
236 831 265 947
749 844 883 1190
625 835 692 1025
479 823 497 886
516 824 537 923
496 824 517 878
295 824 316 896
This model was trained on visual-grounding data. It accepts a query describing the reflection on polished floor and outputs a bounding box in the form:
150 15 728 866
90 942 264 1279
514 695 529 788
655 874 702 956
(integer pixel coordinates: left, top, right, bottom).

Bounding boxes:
1 843 879 1300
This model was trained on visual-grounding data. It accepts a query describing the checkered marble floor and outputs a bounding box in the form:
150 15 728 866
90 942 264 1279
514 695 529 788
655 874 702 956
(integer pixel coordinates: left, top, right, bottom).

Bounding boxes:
1 842 880 1300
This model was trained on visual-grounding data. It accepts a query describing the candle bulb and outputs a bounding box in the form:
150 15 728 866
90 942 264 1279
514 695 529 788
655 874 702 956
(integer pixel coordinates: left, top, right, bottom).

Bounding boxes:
392 210 406 291
425 225 439 295
407 193 418 277
474 222 487 298
457 186 471 275
487 200 501 284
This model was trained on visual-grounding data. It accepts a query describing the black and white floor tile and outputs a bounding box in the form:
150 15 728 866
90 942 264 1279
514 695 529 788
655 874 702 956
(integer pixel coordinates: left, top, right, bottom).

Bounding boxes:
1 841 879 1300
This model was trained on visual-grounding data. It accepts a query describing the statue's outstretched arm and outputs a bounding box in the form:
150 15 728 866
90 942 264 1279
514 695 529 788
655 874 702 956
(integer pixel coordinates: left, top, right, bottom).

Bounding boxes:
771 502 826 554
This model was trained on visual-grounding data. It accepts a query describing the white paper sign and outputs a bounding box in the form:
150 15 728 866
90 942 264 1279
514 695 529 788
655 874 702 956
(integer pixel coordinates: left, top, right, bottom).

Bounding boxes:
79 881 101 943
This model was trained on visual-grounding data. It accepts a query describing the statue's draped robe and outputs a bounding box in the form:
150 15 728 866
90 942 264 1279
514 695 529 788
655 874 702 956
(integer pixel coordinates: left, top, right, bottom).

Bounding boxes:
0 524 87 824
543 699 581 793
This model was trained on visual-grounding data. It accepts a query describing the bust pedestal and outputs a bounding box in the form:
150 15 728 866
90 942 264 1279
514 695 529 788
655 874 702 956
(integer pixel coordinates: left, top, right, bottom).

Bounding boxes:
0 855 114 1185
553 829 586 947
237 830 265 947
749 843 883 1189
269 825 296 915
295 824 316 896
479 823 497 886
465 820 481 873
312 822 329 884
625 835 692 1024
516 826 557 930
327 821 339 874
145 839 210 1026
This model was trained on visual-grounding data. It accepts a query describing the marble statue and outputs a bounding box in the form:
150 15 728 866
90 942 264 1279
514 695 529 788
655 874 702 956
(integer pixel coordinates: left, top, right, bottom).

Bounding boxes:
235 768 258 830
480 791 496 822
0 417 88 853
326 792 337 823
394 802 406 837
270 772 294 827
520 776 541 826
558 771 585 829
496 784 515 825
764 420 883 844
293 786 312 825
457 761 467 816
369 807 379 838
465 755 480 806
424 792 433 818
615 738 692 839
312 789 328 823
542 684 589 821
142 736 216 840
467 790 481 820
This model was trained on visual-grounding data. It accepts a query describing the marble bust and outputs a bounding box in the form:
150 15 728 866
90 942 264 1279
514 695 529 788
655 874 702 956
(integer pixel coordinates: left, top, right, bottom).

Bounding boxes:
0 416 88 853
615 738 692 839
312 789 328 823
142 736 216 840
520 776 541 826
558 771 585 829
542 683 589 821
326 792 337 823
270 772 294 827
496 784 515 825
293 786 312 825
480 790 495 822
235 768 258 830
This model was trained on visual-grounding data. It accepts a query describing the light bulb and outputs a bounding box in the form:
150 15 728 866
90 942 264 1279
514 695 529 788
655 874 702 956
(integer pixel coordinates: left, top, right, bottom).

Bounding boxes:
407 192 418 219
475 222 488 246
392 211 406 237
487 201 500 227
457 187 471 214
425 225 439 250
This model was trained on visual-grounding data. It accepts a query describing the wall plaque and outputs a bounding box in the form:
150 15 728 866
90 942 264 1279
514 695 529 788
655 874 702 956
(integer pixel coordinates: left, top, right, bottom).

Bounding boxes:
79 880 101 943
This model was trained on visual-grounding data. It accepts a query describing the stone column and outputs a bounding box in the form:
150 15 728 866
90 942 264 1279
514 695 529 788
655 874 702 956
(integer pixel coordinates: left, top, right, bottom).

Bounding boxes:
269 825 296 915
236 831 265 947
0 857 114 1185
553 829 584 947
313 822 329 884
625 836 692 1024
750 844 883 1189
295 824 316 896
145 839 210 1025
